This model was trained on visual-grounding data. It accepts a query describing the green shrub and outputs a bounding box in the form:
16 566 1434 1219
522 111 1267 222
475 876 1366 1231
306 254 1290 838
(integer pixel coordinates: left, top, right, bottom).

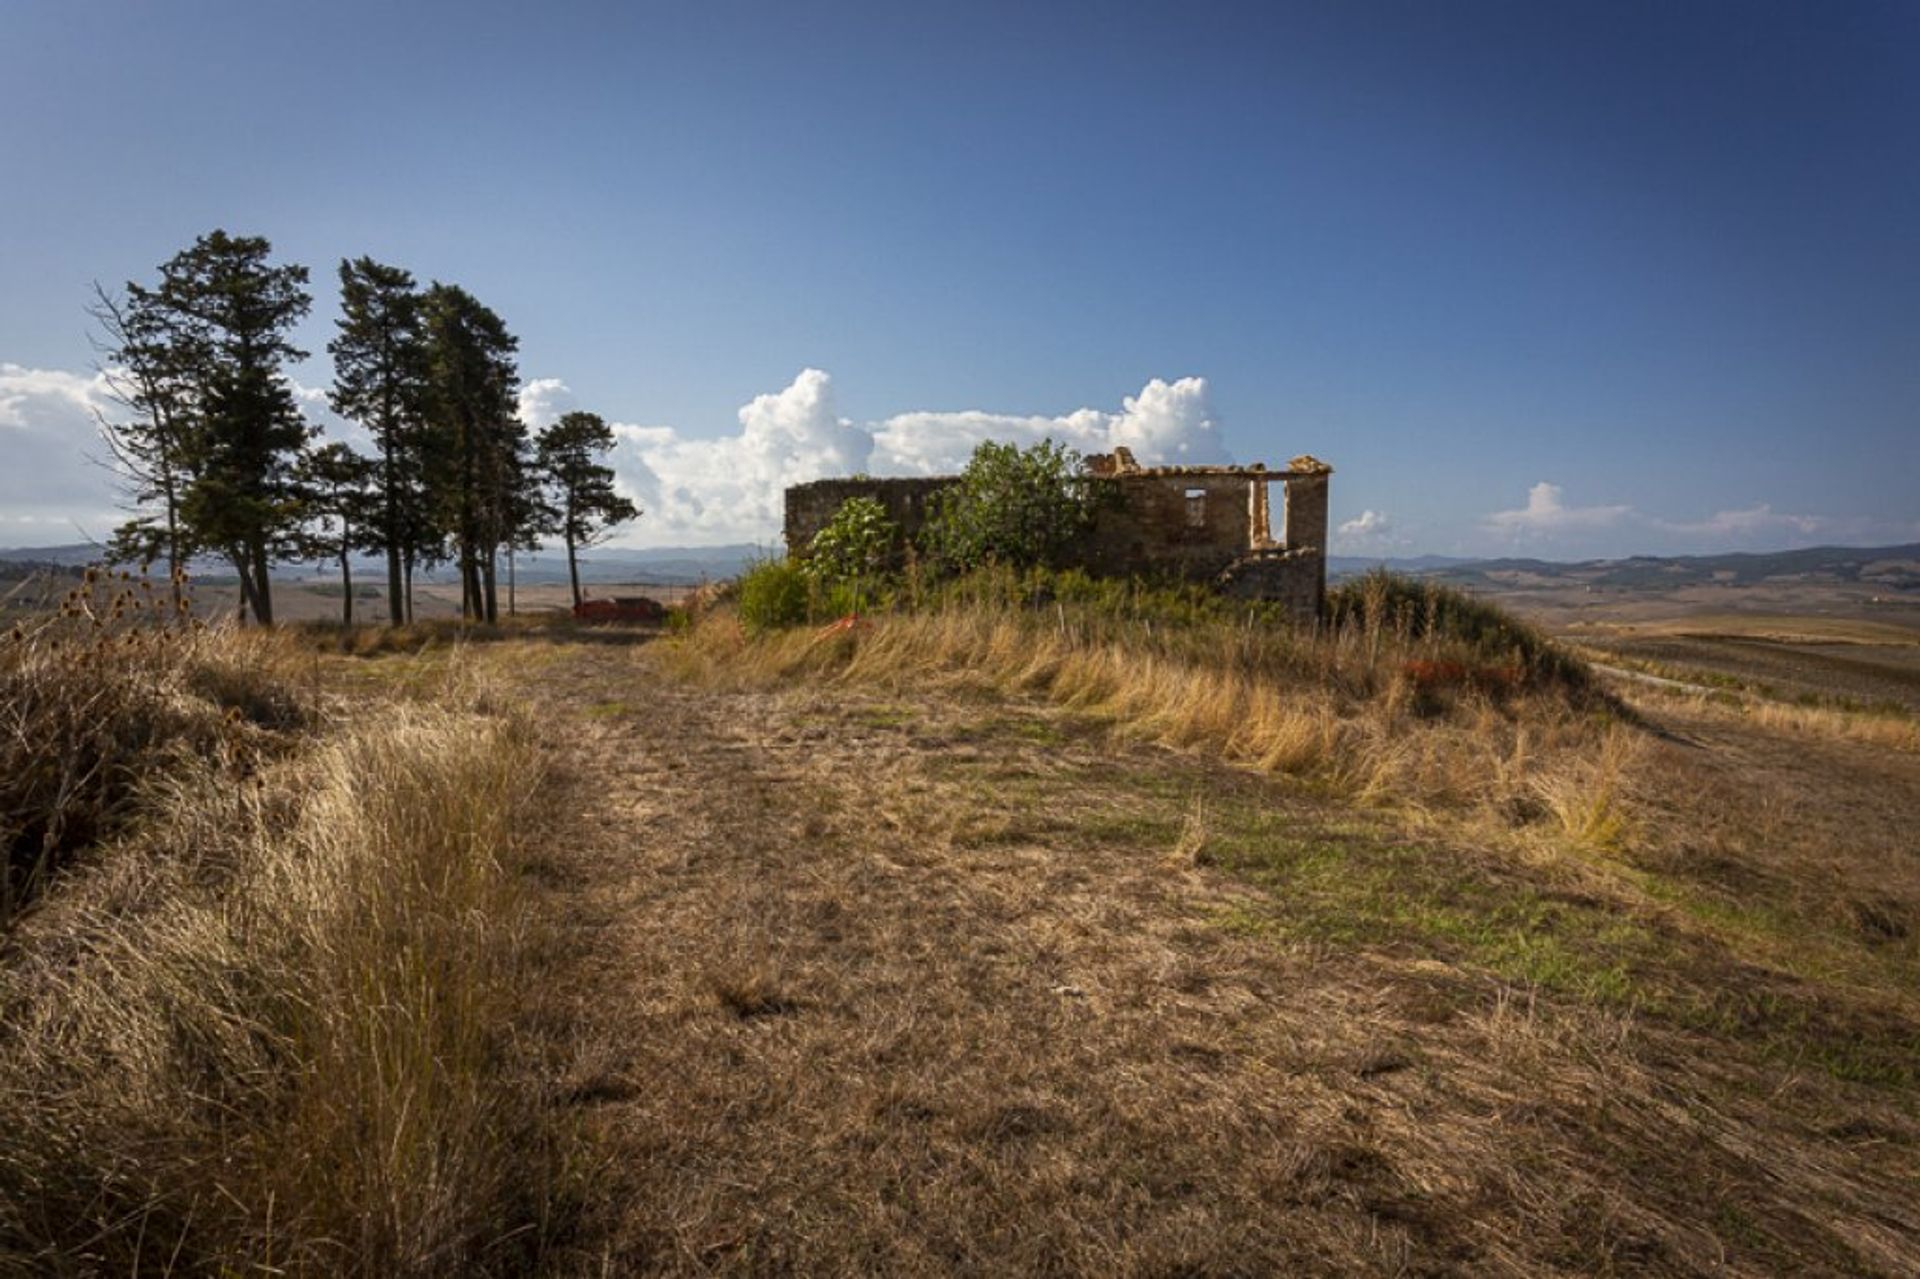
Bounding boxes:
920 439 1103 572
736 559 809 633
804 497 900 615
805 497 898 584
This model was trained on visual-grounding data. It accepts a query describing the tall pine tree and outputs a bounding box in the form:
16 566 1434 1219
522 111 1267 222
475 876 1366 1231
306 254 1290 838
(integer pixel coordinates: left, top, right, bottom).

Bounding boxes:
296 442 378 626
421 284 523 622
155 231 313 626
328 257 430 626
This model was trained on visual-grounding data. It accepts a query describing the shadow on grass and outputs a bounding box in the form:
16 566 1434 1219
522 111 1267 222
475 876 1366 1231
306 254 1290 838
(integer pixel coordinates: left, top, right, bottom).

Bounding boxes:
290 615 669 655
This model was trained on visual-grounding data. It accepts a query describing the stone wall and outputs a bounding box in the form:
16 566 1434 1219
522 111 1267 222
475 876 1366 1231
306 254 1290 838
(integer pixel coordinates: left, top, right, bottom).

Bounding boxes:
1076 474 1258 580
1216 548 1324 621
1279 466 1330 604
783 476 953 558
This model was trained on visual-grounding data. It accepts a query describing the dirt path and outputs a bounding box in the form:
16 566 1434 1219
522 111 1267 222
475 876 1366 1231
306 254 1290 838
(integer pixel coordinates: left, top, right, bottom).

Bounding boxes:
511 642 1920 1277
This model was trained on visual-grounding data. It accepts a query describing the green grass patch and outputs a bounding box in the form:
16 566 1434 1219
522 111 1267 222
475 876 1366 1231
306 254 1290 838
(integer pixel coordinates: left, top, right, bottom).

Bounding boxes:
846 703 916 729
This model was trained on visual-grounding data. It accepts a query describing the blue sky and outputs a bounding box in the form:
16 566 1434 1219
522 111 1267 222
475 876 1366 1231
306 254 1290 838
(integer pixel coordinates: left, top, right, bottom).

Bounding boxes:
2 0 1915 555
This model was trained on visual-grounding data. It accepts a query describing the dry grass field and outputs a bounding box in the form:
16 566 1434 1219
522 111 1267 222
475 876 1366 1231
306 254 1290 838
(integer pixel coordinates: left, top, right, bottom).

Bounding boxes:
1 568 697 628
1466 577 1920 713
4 572 1918 1275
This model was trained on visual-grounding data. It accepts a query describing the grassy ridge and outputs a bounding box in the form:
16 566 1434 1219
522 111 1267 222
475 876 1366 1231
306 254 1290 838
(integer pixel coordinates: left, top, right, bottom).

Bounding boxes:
674 566 1628 839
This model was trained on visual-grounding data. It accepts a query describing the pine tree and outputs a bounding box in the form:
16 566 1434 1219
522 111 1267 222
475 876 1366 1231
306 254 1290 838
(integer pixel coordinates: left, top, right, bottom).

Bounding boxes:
536 411 640 607
154 231 313 625
328 258 430 627
421 284 522 622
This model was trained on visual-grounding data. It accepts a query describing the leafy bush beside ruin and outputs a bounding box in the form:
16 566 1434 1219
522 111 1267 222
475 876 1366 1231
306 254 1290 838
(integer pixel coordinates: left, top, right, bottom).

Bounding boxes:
736 557 811 633
919 439 1104 572
804 495 899 584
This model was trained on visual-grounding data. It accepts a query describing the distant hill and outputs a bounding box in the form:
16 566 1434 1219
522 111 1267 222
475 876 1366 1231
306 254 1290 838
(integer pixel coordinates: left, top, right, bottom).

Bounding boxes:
408 544 764 586
1330 543 1920 591
0 542 765 586
11 541 1917 592
1327 554 1475 577
0 544 106 569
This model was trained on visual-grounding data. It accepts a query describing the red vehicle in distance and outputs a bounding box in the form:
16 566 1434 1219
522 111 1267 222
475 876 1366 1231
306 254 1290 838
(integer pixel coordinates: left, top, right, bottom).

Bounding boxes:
571 596 667 624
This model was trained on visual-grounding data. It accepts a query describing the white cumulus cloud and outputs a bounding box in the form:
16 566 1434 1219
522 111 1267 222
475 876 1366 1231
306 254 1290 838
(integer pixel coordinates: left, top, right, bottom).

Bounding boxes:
0 362 122 536
600 367 874 544
872 375 1226 476
565 370 1230 546
1653 505 1826 540
1485 482 1633 536
1478 482 1919 556
1338 509 1391 538
1333 508 1404 553
517 377 578 432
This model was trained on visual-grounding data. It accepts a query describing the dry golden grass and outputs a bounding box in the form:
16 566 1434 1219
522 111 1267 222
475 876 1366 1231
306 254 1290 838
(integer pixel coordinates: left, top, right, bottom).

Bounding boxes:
11 573 1916 1274
1742 696 1920 752
1 570 317 915
0 627 563 1274
661 603 1625 844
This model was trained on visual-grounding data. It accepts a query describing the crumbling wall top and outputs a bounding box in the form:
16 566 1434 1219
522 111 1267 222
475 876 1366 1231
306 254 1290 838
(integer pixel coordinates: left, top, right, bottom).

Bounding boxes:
1085 452 1332 481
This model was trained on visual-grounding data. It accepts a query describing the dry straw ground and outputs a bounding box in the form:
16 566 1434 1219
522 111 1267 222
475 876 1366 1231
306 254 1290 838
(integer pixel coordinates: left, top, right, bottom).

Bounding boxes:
3 577 1918 1275
525 594 1919 1274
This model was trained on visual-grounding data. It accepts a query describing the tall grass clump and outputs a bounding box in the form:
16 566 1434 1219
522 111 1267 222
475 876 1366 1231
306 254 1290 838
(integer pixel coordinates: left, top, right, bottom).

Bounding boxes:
1326 569 1593 695
673 564 1621 827
1 568 311 917
0 700 555 1275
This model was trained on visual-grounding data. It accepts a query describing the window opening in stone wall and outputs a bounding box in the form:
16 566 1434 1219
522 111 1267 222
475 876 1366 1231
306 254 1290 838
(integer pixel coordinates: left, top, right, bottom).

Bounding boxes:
1185 487 1207 529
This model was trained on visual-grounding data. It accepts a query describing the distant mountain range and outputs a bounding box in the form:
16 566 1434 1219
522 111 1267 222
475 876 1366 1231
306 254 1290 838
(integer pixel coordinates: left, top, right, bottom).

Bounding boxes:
1329 544 1920 590
8 541 1918 591
0 543 767 585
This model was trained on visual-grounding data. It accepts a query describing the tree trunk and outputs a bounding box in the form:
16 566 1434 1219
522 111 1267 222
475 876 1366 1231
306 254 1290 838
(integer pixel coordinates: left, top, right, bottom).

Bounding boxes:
384 438 404 628
403 553 414 624
231 550 257 626
482 552 498 625
508 547 517 617
566 529 581 609
462 550 483 623
386 541 402 629
250 541 275 627
340 546 353 627
164 479 185 619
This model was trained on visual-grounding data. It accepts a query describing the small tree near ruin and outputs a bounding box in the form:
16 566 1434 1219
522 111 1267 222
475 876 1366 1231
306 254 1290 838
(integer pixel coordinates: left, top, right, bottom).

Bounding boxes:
535 410 639 609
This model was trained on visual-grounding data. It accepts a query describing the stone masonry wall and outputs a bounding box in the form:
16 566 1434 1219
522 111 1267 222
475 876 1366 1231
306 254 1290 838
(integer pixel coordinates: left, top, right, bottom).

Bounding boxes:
1280 470 1330 604
1074 474 1255 580
1216 549 1324 621
783 477 954 559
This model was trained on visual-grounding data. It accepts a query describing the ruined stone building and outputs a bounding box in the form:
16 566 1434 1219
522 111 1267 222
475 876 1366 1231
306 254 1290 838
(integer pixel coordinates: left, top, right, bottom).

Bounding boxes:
783 448 1333 621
